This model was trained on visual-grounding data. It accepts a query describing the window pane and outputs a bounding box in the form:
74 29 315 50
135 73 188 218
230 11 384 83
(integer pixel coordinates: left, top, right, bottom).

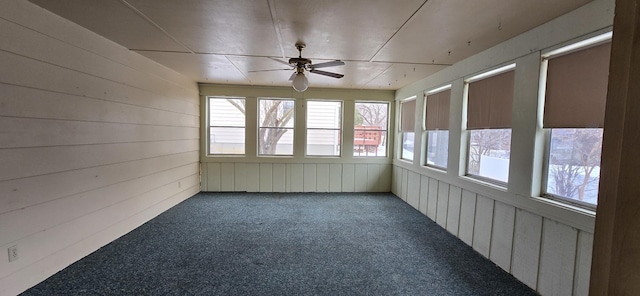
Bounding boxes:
355 102 388 157
467 129 511 183
545 128 602 206
354 130 387 157
258 128 293 155
210 127 245 154
209 98 245 127
209 97 245 155
307 101 342 128
401 132 414 161
426 130 449 169
307 129 340 156
355 102 388 130
259 99 295 128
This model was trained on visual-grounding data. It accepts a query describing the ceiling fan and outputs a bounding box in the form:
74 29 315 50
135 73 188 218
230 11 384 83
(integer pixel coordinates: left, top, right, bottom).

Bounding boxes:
249 43 345 92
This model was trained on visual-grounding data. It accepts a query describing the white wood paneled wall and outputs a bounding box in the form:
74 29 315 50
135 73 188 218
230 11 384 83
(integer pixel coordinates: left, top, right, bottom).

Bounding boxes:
0 1 199 295
203 163 391 193
392 166 593 295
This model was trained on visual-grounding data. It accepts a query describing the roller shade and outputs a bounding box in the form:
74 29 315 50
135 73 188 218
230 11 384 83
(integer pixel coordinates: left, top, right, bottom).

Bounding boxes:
467 70 515 130
543 42 611 128
400 99 416 132
425 89 451 130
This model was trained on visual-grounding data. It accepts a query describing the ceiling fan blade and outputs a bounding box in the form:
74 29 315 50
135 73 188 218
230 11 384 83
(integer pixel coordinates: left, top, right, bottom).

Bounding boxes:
288 72 296 81
248 68 291 73
311 60 345 69
268 57 292 66
310 69 344 79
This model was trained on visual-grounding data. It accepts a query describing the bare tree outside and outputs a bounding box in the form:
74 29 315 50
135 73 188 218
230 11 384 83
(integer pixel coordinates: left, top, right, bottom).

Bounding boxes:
546 128 602 204
467 129 512 176
355 103 388 127
225 98 295 155
258 99 294 155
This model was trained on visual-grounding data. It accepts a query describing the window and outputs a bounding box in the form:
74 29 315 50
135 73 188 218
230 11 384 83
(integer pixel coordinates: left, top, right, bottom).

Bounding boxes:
541 32 611 207
424 86 451 169
354 102 389 157
307 100 342 156
208 97 245 155
400 97 416 161
258 98 295 156
465 65 516 184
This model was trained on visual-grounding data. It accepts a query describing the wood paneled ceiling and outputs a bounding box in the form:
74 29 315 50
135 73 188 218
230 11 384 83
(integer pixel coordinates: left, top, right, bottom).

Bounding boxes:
29 0 593 90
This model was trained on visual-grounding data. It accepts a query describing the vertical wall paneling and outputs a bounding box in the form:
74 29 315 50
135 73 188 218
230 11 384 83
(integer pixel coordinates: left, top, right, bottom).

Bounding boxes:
391 166 398 194
206 163 221 191
489 201 516 272
354 164 368 192
367 164 380 192
401 169 409 201
459 190 477 246
341 164 355 192
436 181 450 227
289 163 304 192
303 164 317 192
511 209 543 289
200 163 208 191
234 163 247 191
473 195 494 258
446 186 462 236
245 163 260 192
380 164 392 192
538 219 578 296
418 176 429 215
259 163 273 192
272 163 286 192
574 231 594 296
394 168 403 198
220 163 235 191
316 164 330 192
316 163 330 192
426 178 439 220
406 171 421 210
328 164 342 192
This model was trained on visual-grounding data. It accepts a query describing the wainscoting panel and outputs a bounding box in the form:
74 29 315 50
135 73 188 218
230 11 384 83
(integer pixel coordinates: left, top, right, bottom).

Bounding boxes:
391 164 594 295
418 176 429 215
446 186 462 236
489 201 516 272
204 163 392 193
436 181 450 227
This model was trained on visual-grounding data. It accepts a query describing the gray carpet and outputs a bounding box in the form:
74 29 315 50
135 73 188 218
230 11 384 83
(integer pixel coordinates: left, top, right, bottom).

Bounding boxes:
22 192 537 295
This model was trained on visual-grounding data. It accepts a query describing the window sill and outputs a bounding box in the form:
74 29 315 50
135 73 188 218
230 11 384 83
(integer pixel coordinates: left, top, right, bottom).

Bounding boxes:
533 196 596 217
461 175 508 191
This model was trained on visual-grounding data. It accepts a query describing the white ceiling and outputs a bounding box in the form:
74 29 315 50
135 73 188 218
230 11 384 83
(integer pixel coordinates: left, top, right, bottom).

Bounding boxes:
29 0 593 90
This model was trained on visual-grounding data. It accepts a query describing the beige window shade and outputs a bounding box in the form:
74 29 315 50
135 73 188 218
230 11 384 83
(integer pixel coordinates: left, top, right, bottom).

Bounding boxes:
543 42 611 128
425 89 451 130
401 99 416 132
467 70 515 130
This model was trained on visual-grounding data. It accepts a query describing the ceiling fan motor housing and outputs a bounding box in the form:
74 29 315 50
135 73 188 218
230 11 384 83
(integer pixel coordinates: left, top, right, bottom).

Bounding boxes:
289 57 311 67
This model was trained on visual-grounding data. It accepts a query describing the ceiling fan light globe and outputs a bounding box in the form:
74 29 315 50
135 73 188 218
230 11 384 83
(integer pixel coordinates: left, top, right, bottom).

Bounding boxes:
292 73 308 92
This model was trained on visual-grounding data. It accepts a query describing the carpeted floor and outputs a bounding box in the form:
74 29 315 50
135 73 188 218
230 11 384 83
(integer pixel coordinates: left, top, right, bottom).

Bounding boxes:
22 192 537 295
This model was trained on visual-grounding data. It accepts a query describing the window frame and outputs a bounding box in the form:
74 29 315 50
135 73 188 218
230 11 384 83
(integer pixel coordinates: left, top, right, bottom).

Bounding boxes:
353 101 390 158
306 99 344 157
463 64 516 186
257 97 296 157
538 31 612 210
399 96 417 162
423 85 452 170
207 96 247 156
